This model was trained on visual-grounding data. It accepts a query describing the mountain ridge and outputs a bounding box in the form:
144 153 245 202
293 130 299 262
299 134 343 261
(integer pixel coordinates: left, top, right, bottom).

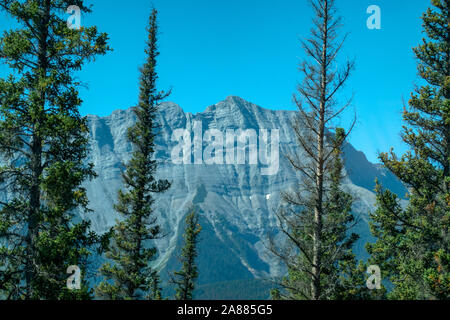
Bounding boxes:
80 96 406 292
0 96 406 299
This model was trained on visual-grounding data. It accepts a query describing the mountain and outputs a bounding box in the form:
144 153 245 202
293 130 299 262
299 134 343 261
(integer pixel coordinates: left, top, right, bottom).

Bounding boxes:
80 95 405 299
0 96 405 299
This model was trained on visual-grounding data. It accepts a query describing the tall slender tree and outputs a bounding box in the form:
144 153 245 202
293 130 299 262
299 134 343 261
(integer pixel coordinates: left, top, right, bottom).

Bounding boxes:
367 0 449 300
96 8 171 300
148 271 163 300
172 206 202 300
320 129 368 300
0 0 110 300
269 0 365 300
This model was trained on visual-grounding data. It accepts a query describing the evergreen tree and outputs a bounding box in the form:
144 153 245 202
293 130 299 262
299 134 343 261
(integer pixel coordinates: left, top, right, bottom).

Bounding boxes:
172 207 202 300
148 271 163 300
271 130 366 300
0 0 109 299
321 129 368 300
96 8 171 300
268 0 366 300
367 0 449 300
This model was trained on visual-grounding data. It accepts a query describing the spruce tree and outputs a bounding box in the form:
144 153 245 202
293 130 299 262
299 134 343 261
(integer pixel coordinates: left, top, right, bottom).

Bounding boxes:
0 0 109 299
321 129 368 300
172 207 202 300
271 130 366 300
367 0 449 300
268 0 366 300
96 8 171 300
148 272 163 300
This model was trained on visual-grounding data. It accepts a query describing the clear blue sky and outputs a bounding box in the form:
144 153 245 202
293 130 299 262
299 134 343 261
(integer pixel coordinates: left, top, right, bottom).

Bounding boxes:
0 0 431 163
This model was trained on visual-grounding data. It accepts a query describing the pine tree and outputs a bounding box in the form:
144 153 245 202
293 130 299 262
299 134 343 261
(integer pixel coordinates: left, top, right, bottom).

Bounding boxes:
367 0 449 300
172 207 202 300
96 8 171 300
268 0 366 300
0 0 109 299
271 130 366 300
321 129 368 300
148 271 163 300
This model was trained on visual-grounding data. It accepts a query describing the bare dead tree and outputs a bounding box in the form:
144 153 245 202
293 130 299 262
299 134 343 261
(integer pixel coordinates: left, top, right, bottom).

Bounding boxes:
269 0 361 300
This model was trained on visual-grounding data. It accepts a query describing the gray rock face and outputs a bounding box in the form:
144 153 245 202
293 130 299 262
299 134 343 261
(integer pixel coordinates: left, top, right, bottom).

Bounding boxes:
82 95 405 290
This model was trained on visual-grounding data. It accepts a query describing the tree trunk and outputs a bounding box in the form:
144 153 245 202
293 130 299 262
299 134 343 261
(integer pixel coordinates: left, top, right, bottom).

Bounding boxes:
25 0 50 299
311 0 329 300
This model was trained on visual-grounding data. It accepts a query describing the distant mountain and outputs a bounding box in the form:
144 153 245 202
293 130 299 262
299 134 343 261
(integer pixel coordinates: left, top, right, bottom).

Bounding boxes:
81 96 406 298
0 96 406 299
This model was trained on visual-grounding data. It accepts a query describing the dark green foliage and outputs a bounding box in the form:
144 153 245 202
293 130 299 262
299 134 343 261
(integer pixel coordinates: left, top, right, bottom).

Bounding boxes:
0 0 109 299
270 288 281 300
196 279 273 300
321 129 368 300
367 0 449 300
272 129 367 300
148 271 163 300
172 207 201 300
96 8 170 300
